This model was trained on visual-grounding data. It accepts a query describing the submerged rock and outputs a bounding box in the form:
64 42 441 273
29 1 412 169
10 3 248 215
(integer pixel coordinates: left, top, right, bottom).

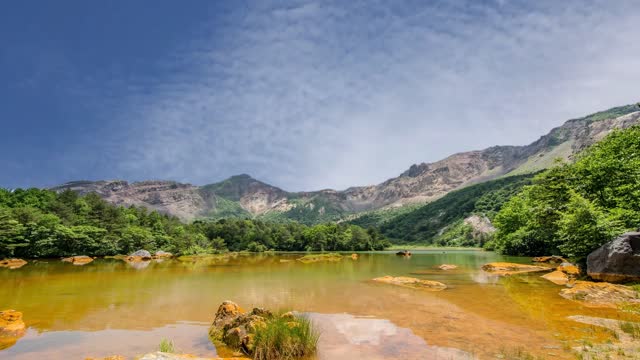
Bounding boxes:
559 281 640 308
437 264 458 270
481 262 551 276
541 270 570 285
372 276 447 290
0 258 27 269
62 255 94 265
587 231 640 283
395 250 412 256
350 253 359 260
297 253 342 263
0 310 26 350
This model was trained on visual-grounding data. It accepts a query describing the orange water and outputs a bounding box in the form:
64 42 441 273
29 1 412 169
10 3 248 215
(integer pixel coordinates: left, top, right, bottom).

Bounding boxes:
0 251 636 359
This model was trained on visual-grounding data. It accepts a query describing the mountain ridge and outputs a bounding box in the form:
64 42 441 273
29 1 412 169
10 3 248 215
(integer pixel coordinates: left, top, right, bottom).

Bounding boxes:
50 104 640 222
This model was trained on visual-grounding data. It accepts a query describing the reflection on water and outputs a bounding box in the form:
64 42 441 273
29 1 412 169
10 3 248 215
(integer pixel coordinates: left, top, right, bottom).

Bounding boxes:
309 313 475 360
0 251 637 359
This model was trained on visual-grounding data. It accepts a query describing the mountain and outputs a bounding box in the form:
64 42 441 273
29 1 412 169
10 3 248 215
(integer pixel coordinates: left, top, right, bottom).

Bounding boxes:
51 104 640 223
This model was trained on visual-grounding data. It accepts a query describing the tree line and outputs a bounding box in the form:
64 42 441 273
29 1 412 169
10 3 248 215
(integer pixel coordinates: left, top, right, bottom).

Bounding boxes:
0 188 389 258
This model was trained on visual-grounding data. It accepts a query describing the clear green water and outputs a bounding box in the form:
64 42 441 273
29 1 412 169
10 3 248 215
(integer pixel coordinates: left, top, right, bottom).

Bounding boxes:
0 251 634 359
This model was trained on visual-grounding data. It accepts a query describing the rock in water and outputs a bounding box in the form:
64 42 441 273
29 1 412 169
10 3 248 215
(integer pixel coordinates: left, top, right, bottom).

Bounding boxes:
0 310 26 350
62 255 94 265
559 281 640 308
130 250 152 259
0 259 27 270
587 231 640 283
481 262 551 276
396 250 411 256
154 250 173 258
209 301 279 355
532 256 567 264
372 276 447 290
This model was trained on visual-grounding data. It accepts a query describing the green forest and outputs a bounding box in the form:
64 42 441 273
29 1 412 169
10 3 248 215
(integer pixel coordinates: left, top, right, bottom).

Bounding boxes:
362 173 536 244
491 125 640 259
0 189 389 258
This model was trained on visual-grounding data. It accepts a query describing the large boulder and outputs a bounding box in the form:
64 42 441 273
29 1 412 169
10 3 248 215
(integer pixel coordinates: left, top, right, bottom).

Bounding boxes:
587 231 640 283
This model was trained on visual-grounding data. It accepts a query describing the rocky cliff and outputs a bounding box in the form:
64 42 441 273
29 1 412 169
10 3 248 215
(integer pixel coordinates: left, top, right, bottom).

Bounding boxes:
51 105 640 222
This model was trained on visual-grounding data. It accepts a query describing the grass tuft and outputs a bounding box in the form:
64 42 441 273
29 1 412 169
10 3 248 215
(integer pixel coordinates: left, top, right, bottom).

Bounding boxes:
159 338 175 353
619 321 640 339
252 314 319 360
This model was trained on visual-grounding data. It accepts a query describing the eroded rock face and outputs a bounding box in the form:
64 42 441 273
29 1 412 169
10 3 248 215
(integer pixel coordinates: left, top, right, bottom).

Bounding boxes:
62 255 94 265
481 262 551 276
559 281 640 308
0 258 27 269
372 276 447 290
587 231 640 283
0 310 26 350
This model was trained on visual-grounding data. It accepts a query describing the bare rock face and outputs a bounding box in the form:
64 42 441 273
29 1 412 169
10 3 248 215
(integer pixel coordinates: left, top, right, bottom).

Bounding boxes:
587 231 640 283
51 108 640 221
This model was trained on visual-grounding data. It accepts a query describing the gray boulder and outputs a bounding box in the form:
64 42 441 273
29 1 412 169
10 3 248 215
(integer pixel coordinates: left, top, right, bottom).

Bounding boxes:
130 250 152 259
587 231 640 283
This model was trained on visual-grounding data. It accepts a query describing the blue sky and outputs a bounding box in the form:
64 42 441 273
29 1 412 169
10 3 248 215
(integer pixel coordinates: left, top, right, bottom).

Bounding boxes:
2 0 639 191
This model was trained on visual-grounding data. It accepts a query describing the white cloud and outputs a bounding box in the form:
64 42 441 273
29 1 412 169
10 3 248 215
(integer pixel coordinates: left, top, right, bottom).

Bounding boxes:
105 0 640 191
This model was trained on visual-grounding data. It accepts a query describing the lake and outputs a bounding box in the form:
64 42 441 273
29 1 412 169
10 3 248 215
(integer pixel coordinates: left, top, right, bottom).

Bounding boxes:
0 250 633 359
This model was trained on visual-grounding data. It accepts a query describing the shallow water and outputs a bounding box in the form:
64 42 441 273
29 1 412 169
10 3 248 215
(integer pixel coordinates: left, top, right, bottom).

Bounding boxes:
1 251 637 359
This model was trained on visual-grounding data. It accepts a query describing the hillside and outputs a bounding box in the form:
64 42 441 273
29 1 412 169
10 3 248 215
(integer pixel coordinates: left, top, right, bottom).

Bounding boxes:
51 105 640 223
370 173 536 244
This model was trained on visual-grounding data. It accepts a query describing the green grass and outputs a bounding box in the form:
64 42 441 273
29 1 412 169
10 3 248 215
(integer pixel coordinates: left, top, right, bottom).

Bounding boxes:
159 338 175 353
252 314 319 360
